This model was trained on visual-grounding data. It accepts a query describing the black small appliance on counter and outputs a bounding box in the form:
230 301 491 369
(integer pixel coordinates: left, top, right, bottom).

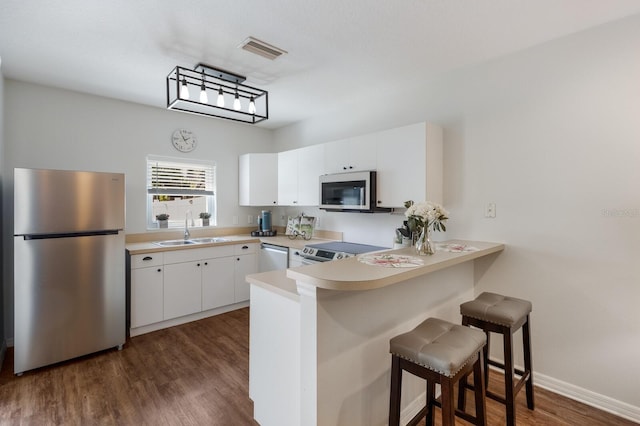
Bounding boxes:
251 210 277 237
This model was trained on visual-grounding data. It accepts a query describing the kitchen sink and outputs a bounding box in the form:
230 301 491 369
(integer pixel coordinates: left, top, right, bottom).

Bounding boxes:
153 240 197 247
190 237 229 243
153 237 229 247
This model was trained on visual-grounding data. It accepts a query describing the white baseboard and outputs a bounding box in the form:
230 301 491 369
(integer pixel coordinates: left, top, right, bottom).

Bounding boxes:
400 371 640 424
401 391 428 424
534 371 640 424
130 301 249 337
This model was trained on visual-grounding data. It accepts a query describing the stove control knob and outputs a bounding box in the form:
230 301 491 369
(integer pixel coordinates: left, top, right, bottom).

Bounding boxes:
303 248 308 253
336 253 343 259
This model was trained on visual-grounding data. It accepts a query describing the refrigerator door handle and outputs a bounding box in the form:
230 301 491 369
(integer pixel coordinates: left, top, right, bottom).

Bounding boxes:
22 230 120 240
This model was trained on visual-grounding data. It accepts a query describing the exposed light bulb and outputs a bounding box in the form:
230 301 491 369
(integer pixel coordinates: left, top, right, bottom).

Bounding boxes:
199 83 208 103
217 88 225 107
248 97 256 114
233 91 241 111
180 77 190 99
199 71 208 103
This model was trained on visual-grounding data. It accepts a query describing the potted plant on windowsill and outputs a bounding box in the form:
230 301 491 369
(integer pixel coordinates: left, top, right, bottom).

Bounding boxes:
199 212 211 227
156 213 170 228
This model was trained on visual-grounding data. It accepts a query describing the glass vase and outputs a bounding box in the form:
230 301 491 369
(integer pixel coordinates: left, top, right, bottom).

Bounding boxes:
415 227 435 256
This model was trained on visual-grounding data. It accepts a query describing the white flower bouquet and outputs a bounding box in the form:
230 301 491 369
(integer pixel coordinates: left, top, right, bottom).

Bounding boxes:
404 200 449 234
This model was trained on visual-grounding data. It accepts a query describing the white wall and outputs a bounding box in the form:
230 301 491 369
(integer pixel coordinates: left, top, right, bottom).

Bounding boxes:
2 81 275 340
0 58 6 367
275 14 640 419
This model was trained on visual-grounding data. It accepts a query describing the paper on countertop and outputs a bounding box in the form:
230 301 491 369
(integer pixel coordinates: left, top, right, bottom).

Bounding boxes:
358 254 424 268
436 243 479 253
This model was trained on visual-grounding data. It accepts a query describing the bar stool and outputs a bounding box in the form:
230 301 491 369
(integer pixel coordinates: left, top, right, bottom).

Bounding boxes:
389 317 487 426
458 292 534 426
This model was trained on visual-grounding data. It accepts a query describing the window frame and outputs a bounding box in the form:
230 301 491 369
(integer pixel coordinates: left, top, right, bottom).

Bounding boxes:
146 155 217 230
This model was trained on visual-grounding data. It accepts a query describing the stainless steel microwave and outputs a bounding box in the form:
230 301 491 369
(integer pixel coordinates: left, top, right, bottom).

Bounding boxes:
319 171 390 212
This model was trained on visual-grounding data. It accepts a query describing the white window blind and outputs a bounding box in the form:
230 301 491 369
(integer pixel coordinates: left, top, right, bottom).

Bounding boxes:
147 157 215 196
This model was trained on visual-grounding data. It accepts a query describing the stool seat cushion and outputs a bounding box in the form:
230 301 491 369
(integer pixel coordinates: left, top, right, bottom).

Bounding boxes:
390 318 486 377
460 292 532 327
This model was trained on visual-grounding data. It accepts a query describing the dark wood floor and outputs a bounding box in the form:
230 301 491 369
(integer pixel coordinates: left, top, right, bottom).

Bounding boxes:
0 308 635 425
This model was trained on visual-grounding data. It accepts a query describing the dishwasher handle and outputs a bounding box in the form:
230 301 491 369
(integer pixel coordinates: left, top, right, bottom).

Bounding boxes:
261 243 288 254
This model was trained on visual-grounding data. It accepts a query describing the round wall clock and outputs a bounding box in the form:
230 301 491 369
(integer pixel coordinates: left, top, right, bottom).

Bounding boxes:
172 129 197 152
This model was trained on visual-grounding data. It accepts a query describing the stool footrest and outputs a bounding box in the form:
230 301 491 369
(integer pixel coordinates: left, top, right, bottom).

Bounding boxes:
460 369 531 403
431 400 483 425
406 406 428 426
487 358 527 377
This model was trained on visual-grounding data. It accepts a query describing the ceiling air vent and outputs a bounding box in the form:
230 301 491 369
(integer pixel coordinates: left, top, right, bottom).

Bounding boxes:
239 37 287 60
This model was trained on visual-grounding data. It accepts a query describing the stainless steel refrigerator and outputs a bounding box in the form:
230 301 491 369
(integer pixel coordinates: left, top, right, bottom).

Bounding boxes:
13 168 126 374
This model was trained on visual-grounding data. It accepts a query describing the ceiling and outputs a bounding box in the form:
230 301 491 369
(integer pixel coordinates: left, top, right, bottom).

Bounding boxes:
2 0 640 129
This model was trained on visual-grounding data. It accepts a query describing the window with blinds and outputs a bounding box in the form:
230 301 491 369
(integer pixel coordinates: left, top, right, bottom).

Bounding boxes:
146 156 216 229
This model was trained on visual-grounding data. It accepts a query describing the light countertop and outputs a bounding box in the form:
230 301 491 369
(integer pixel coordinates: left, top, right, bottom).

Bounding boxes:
126 234 336 255
287 240 504 291
247 240 504 295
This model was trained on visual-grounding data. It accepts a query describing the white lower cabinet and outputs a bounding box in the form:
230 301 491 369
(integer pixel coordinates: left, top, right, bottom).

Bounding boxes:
131 264 164 328
163 261 203 320
130 242 257 336
202 257 235 310
131 253 164 328
235 252 256 302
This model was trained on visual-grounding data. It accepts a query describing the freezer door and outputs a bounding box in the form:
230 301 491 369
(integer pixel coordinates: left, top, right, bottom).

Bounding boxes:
14 232 125 374
14 168 125 235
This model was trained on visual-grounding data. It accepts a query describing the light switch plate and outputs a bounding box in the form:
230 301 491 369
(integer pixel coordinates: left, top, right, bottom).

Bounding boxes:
485 203 496 218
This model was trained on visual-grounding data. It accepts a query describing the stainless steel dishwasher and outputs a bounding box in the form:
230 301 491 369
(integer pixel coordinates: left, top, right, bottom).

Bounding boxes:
259 243 289 272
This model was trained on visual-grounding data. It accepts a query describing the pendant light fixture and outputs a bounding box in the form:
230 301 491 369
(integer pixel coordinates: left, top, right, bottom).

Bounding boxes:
167 63 268 124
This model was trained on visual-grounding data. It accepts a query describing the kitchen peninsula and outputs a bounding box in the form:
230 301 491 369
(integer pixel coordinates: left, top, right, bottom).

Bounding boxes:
247 240 504 426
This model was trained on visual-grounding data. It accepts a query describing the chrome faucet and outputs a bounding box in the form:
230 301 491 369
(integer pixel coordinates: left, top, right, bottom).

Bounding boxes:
184 210 192 240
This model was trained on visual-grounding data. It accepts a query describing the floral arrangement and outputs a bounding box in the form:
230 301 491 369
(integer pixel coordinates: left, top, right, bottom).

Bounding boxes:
155 213 170 221
199 212 211 219
404 200 449 234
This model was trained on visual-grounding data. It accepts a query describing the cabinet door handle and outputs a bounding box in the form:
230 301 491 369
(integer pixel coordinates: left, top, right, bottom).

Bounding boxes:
197 263 201 267
204 262 208 266
242 245 249 250
157 268 162 272
237 258 240 261
143 256 153 261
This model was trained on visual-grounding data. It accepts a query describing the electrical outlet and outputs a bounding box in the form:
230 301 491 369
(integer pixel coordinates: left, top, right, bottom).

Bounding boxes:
485 203 496 218
232 215 238 225
248 215 254 224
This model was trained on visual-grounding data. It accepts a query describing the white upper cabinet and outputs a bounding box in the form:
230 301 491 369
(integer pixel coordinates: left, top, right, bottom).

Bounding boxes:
297 144 324 206
278 144 324 206
277 149 299 205
375 122 443 207
239 153 278 206
324 136 377 174
240 121 442 210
